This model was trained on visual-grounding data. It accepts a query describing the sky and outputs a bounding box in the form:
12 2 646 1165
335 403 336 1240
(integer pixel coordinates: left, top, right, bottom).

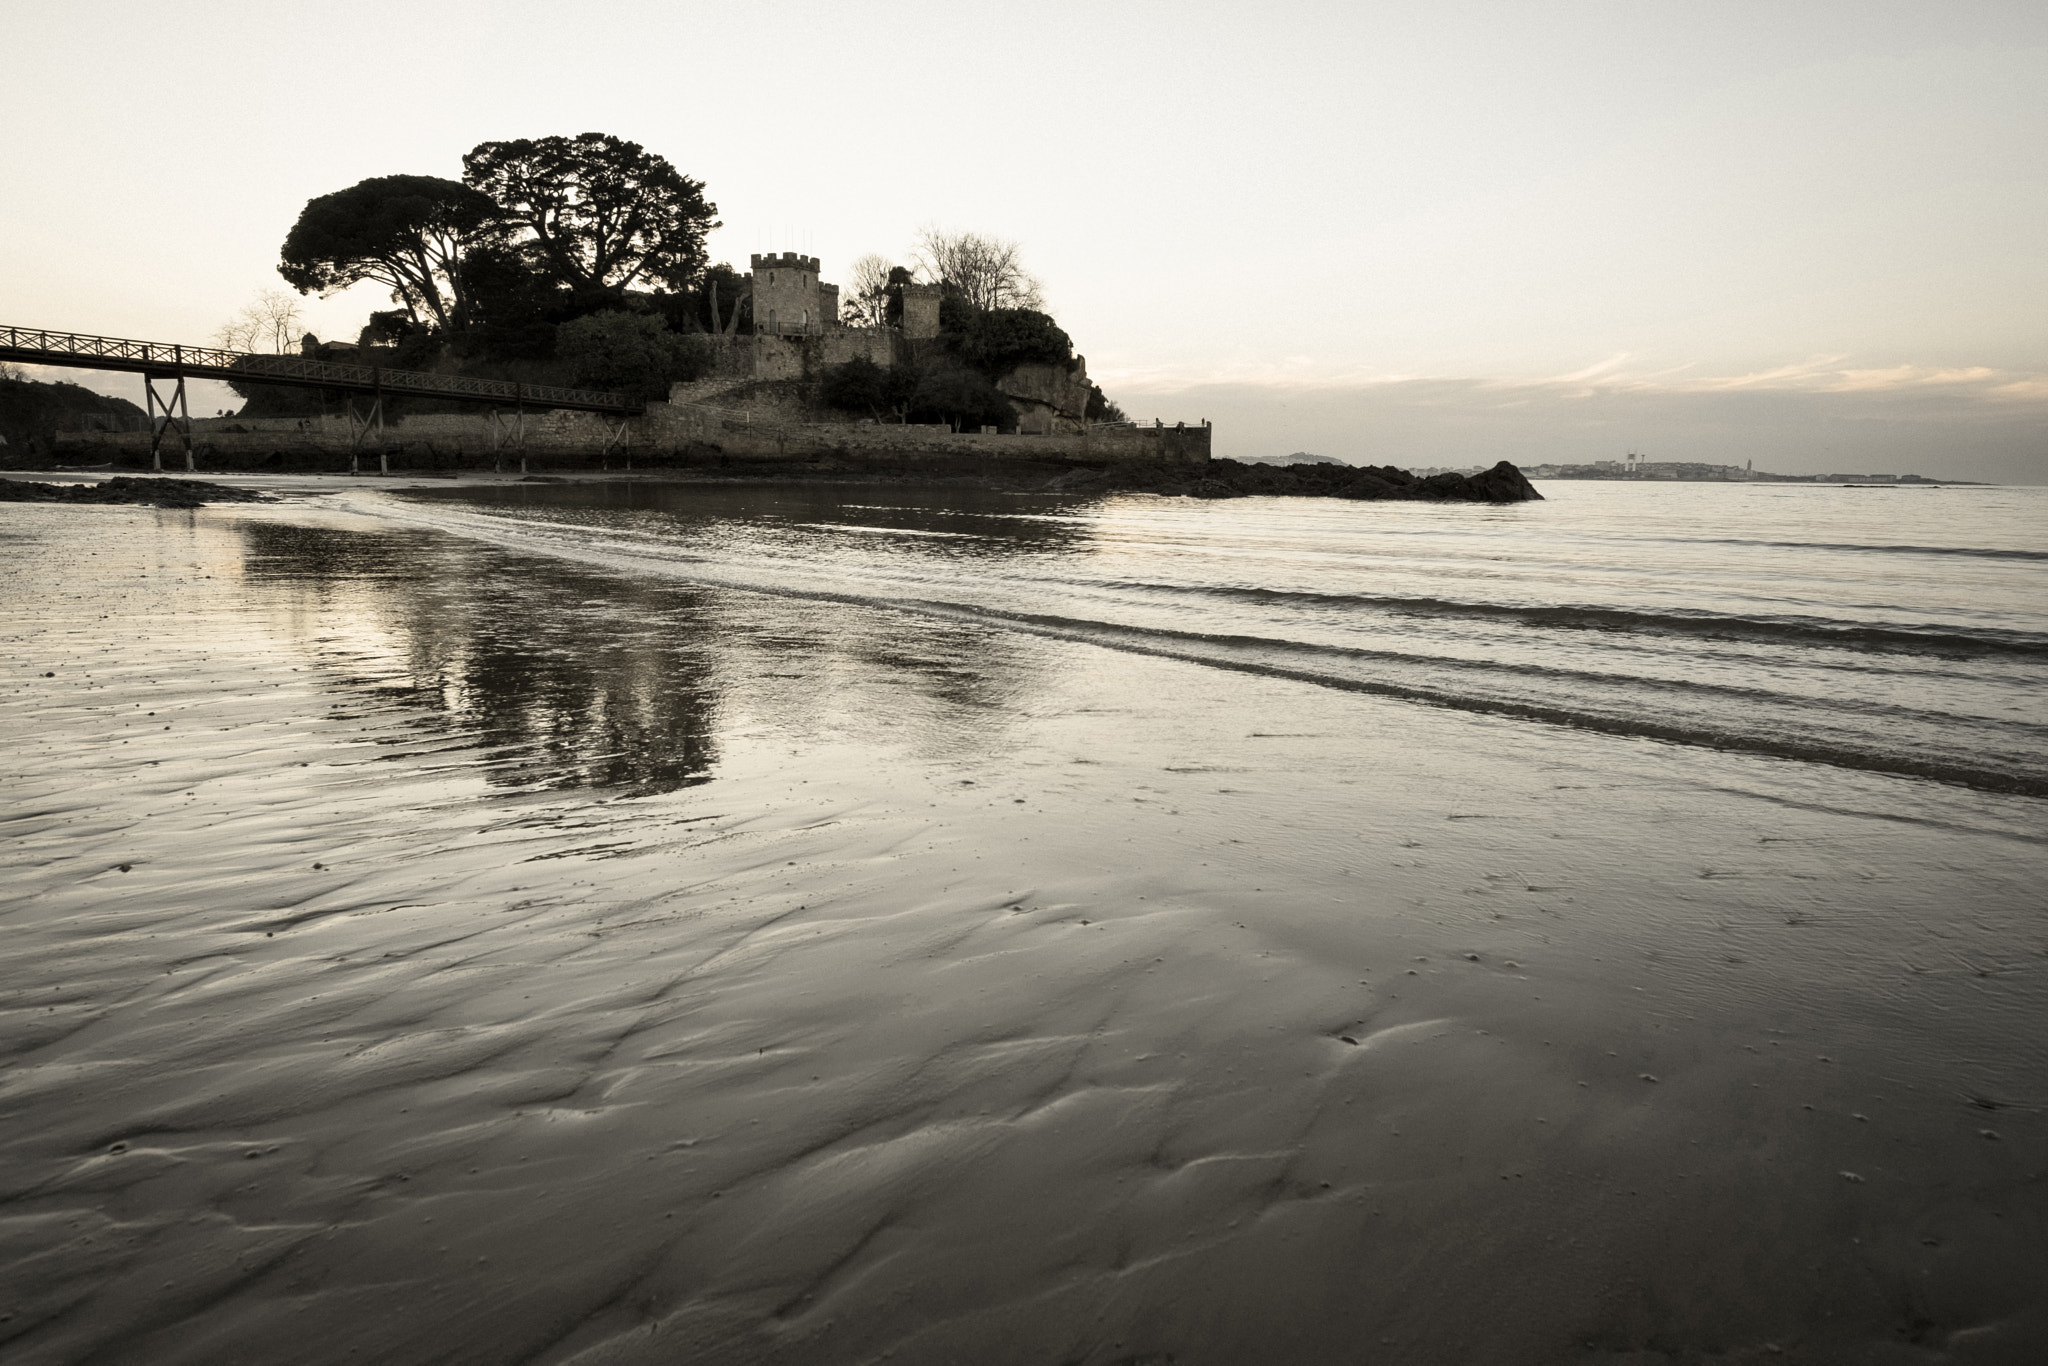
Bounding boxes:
3 0 2044 479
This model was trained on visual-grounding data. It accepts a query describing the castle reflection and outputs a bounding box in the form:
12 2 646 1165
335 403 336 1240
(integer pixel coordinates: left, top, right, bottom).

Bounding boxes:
240 522 720 796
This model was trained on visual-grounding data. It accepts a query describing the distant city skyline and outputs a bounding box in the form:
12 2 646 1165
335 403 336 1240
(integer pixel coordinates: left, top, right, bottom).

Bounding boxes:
4 0 2042 480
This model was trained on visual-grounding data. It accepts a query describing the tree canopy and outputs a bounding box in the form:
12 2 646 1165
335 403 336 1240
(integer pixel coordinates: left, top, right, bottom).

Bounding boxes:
1086 384 1127 423
841 255 894 327
908 369 1016 431
911 228 1044 312
819 356 918 420
954 308 1072 377
277 175 500 331
214 288 304 355
555 310 710 399
462 134 719 296
883 266 915 329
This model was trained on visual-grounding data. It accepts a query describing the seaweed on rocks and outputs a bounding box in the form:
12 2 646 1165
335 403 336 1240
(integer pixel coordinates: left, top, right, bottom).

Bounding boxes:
0 476 275 508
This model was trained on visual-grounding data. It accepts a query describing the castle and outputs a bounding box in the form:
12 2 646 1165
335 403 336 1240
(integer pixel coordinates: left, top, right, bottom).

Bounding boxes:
741 253 941 339
691 254 1089 434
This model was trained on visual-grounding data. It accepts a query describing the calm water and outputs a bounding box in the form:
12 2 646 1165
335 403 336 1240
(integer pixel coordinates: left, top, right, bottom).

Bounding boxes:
384 479 2048 797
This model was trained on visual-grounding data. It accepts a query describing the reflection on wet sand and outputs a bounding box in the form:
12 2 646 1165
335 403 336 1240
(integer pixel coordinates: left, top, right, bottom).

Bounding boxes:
240 522 722 797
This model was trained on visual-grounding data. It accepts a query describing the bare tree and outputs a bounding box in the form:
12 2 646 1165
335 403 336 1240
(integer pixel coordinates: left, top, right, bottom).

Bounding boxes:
909 227 1045 312
843 253 895 327
0 360 29 383
215 289 305 355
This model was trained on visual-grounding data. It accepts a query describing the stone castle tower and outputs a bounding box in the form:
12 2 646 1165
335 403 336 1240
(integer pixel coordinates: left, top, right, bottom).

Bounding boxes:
899 282 944 340
748 253 839 336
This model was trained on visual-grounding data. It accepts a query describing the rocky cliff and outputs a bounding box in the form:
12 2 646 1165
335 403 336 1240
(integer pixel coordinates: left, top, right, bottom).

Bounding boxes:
996 360 1093 434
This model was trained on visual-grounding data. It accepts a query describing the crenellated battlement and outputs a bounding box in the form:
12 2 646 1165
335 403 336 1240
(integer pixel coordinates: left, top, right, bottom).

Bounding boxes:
749 252 820 273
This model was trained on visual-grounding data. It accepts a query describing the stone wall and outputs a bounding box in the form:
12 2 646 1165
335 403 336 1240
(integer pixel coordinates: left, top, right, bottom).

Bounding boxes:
53 409 636 461
642 405 1209 465
678 330 896 388
52 405 1211 468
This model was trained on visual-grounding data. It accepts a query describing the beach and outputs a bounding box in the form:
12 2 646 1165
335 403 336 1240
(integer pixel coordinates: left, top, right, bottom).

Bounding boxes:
3 476 2044 1364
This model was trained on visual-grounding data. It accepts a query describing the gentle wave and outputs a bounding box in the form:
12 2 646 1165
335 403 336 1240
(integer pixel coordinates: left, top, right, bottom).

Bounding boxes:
901 604 2048 798
1676 537 2048 563
345 494 2048 799
1101 581 2048 660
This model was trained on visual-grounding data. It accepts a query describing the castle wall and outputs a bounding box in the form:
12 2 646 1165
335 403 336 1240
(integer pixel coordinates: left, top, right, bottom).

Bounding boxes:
671 330 895 391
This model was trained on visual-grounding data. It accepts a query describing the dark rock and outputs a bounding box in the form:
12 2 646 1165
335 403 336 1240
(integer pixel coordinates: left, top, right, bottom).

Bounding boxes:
0 476 274 508
1058 458 1542 503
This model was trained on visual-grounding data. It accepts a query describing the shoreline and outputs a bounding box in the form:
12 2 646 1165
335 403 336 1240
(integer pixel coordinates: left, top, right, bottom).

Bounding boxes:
2 457 1543 504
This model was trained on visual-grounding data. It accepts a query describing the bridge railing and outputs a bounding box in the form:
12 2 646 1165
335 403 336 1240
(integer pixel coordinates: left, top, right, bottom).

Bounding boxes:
2 325 245 372
1 324 642 415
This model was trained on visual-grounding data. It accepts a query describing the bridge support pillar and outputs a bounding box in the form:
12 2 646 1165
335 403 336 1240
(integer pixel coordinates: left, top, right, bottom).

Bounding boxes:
487 407 528 473
345 393 386 477
144 372 193 473
602 416 630 463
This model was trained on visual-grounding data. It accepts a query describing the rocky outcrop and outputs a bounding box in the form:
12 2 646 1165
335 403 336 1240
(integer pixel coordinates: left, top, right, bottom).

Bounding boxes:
996 360 1093 435
0 476 274 508
1054 458 1544 503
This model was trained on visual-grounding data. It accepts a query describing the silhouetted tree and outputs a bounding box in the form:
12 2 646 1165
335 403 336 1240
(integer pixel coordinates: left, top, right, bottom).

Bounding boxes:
278 175 501 332
454 240 574 359
955 308 1072 378
556 311 710 398
883 265 914 328
1085 384 1127 423
842 254 894 327
909 368 1016 431
462 134 719 295
358 309 425 349
910 227 1044 312
695 262 751 334
214 288 304 355
819 357 919 421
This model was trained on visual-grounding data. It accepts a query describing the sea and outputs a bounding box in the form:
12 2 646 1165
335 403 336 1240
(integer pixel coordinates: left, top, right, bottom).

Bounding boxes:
380 477 2048 799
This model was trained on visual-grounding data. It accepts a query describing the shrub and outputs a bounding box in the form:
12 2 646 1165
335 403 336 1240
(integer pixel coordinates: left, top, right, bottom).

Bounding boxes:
820 358 918 420
908 368 1016 431
955 308 1072 378
555 311 709 398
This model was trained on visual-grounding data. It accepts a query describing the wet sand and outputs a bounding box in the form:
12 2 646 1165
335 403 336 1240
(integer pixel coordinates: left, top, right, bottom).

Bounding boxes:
3 490 2045 1364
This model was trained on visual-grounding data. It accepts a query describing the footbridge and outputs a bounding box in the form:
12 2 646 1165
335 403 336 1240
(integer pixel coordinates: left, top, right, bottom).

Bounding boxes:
1 324 644 472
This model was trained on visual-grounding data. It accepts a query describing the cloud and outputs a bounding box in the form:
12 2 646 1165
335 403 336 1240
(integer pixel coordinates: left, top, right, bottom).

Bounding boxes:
1102 357 2048 483
1109 354 2048 408
1559 358 2048 404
